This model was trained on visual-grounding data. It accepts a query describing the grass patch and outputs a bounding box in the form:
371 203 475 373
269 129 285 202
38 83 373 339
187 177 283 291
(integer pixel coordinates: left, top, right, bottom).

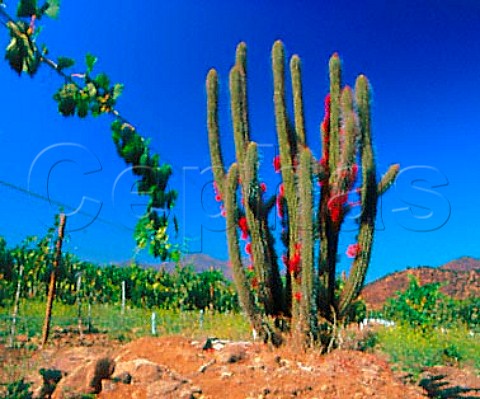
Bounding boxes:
0 299 251 344
377 324 479 379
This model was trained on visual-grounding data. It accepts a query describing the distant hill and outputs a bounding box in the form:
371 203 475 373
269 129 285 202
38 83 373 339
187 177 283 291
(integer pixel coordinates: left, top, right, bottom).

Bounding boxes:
440 256 480 272
130 254 232 279
116 253 231 279
175 253 232 279
361 257 480 311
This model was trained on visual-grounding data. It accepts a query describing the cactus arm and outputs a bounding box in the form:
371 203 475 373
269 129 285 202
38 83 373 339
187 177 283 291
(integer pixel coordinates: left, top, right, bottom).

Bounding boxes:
339 86 358 184
328 53 342 174
235 42 247 74
290 55 306 147
378 163 400 196
318 56 346 322
224 164 264 333
272 40 298 259
273 41 296 180
339 75 377 317
235 42 250 145
298 147 316 339
243 143 283 315
206 69 226 193
230 66 248 165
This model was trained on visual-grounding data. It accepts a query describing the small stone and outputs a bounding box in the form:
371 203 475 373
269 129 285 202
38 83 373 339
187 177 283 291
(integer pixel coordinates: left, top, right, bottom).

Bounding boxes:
101 379 117 392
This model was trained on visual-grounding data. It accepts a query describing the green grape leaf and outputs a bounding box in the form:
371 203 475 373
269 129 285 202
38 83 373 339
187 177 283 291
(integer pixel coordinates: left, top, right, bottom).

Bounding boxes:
56 56 75 71
112 83 124 101
5 25 40 76
17 0 37 18
94 73 110 90
5 37 24 75
76 99 89 118
85 53 97 74
85 82 97 97
44 0 60 19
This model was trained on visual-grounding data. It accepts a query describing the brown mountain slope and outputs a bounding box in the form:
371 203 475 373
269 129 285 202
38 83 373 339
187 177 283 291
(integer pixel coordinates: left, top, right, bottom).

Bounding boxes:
156 253 232 279
361 257 480 311
440 256 480 272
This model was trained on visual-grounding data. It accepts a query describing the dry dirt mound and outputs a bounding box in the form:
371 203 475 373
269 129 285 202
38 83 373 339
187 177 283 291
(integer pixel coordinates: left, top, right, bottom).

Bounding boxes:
20 335 430 399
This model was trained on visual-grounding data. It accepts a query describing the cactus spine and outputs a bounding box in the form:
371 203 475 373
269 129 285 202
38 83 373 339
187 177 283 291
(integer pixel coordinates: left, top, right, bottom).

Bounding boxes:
207 41 399 348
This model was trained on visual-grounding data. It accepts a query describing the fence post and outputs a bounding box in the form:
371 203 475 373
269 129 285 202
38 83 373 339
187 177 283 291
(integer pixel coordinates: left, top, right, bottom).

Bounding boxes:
76 272 83 337
151 312 157 335
41 214 67 347
199 309 204 330
87 302 92 333
9 264 24 348
121 281 126 315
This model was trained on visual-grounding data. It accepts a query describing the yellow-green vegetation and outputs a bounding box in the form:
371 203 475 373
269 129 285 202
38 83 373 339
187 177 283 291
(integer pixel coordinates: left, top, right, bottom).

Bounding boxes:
0 300 251 345
377 324 479 378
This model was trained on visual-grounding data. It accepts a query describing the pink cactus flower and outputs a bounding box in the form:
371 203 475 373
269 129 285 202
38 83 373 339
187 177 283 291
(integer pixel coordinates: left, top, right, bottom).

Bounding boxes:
294 292 302 302
273 156 281 173
238 216 249 240
346 243 361 258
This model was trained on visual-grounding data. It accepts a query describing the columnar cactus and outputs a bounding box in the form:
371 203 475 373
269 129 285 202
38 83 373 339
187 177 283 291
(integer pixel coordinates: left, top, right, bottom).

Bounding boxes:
207 41 399 348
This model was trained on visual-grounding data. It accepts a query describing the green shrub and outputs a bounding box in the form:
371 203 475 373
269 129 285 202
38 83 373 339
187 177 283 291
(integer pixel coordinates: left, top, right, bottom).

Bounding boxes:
2 379 32 399
383 276 445 331
377 325 480 378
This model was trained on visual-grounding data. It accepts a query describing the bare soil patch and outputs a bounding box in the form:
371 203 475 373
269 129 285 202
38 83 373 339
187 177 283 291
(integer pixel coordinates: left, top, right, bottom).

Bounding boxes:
1 331 478 398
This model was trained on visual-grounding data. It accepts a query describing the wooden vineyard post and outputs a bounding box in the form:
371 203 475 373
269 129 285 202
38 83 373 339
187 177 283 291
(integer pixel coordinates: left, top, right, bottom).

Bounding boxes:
9 264 24 348
41 214 67 347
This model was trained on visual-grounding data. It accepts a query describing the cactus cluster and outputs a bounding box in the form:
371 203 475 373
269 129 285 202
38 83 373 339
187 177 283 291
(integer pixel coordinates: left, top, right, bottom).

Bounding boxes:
207 41 399 348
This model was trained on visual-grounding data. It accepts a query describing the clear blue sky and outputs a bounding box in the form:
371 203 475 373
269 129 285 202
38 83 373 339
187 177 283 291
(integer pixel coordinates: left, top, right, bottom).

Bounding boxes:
0 0 478 282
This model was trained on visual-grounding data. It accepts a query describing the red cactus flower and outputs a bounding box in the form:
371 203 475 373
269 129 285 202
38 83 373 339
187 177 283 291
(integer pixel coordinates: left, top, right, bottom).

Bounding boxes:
245 242 252 255
238 216 249 240
247 264 254 271
273 155 281 173
294 292 302 302
351 163 358 176
213 181 222 202
321 119 329 134
330 207 341 222
328 193 347 222
324 93 331 115
319 157 328 169
260 182 267 193
276 196 284 218
350 164 358 185
346 243 361 258
276 184 285 218
318 158 328 186
251 277 258 288
288 254 301 274
288 243 302 274
220 207 226 217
